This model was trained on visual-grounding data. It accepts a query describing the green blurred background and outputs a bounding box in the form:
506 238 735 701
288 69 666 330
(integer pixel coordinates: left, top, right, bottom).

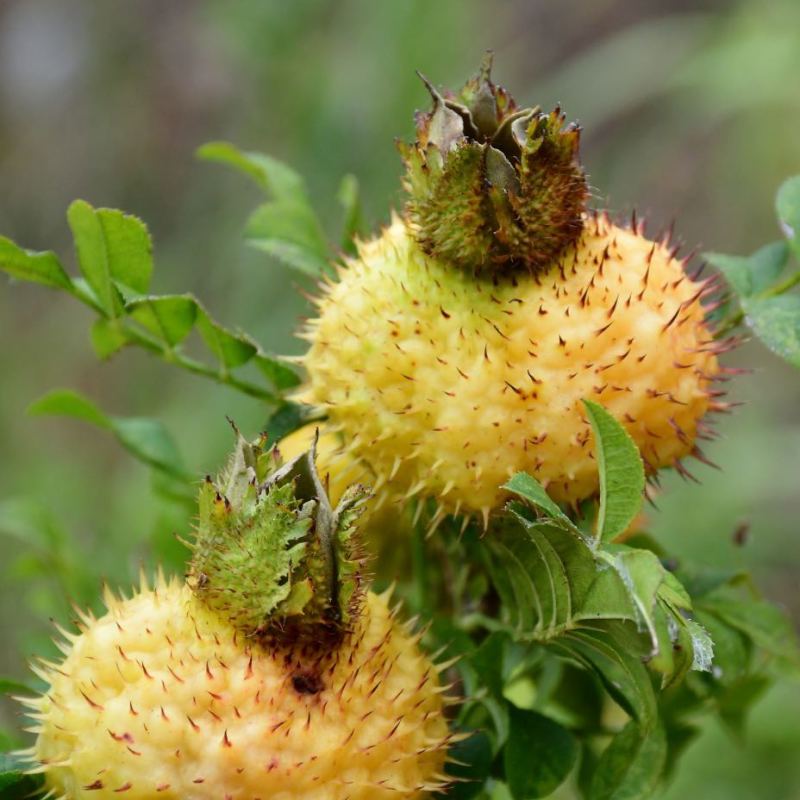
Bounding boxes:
1 1 799 796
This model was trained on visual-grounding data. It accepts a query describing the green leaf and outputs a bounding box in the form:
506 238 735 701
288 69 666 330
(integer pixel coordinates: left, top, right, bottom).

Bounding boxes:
484 510 703 699
28 389 189 479
338 173 363 256
705 241 789 298
661 721 700 782
0 753 43 795
692 609 749 685
126 294 198 347
254 354 302 391
556 626 658 727
590 720 666 800
445 730 494 800
776 174 800 255
600 549 663 658
715 674 772 736
503 472 578 533
601 546 708 684
69 276 104 311
742 294 800 368
0 237 72 290
112 417 190 478
28 388 110 429
482 496 723 728
582 400 645 543
197 141 306 201
198 141 329 277
0 678 35 696
2 200 293 400
468 632 509 700
485 521 630 637
685 619 714 673
699 591 800 668
94 208 153 294
122 294 297 391
264 402 324 446
504 707 579 799
482 521 663 726
546 662 605 731
196 308 257 368
245 200 330 277
67 201 153 316
90 318 130 359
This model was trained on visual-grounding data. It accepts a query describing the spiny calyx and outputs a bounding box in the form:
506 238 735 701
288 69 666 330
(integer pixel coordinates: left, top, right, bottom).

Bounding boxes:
400 52 587 274
188 429 368 646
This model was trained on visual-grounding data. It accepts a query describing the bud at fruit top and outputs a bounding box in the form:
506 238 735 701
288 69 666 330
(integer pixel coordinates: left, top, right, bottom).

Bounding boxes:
399 52 588 274
275 424 368 507
189 430 367 646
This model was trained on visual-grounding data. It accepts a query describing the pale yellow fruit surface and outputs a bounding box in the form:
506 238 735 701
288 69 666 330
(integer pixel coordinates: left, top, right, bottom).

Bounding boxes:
30 575 449 799
302 215 719 518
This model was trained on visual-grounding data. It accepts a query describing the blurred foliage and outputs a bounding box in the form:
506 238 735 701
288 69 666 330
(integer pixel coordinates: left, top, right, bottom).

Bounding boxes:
1 0 800 797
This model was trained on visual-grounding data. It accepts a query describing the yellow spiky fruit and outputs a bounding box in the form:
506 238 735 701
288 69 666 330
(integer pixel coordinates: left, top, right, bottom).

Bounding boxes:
301 214 722 522
22 577 451 800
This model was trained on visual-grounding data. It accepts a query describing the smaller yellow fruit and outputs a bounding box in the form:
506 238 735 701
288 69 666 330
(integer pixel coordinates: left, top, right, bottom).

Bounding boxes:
24 576 451 800
21 435 453 799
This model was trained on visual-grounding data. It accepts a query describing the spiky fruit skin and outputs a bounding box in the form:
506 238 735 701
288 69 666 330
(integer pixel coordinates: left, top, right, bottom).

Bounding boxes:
302 216 720 519
29 576 449 799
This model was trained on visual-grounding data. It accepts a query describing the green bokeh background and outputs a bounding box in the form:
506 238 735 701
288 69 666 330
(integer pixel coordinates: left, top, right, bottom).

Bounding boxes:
1 1 799 796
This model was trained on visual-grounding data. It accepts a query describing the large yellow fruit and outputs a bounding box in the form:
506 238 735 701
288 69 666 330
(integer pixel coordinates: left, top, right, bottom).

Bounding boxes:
24 577 449 800
301 214 720 522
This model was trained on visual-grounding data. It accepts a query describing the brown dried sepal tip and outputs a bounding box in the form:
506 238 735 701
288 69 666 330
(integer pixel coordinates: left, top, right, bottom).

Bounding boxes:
400 51 588 275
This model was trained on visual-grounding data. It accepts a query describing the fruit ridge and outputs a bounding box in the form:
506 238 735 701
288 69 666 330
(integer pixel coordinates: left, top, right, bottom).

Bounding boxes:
21 574 451 799
301 213 723 523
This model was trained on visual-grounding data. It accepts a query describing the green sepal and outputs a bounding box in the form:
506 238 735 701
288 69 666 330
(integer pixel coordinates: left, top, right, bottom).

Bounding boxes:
189 429 368 646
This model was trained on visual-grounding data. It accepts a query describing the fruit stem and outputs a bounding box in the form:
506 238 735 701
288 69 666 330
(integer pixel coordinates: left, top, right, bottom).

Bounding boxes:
119 322 278 400
410 525 430 613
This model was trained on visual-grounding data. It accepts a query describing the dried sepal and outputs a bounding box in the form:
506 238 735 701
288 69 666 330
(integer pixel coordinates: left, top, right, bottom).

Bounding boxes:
401 52 588 274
